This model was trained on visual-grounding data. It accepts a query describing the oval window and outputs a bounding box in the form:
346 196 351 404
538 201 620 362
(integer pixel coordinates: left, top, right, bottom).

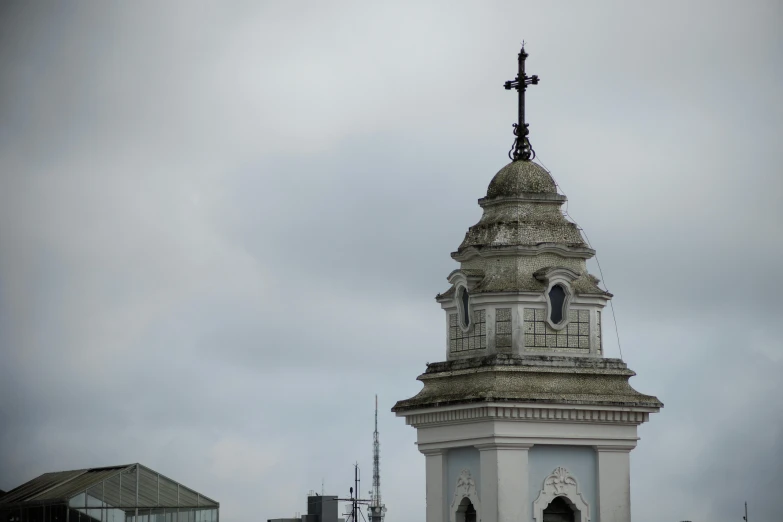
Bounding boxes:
548 284 567 324
459 286 471 328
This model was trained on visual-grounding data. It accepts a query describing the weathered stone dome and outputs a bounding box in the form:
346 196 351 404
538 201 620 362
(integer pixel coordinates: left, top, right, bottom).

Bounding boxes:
486 160 557 198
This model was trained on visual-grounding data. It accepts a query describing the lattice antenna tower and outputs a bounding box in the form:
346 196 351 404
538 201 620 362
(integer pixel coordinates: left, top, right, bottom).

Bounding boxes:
367 395 387 522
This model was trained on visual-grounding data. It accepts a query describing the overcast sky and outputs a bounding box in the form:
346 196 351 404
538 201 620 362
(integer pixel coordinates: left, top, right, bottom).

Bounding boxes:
1 2 781 521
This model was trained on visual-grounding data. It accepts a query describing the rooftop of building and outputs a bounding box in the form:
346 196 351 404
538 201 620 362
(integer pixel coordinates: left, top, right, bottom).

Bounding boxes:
0 463 218 510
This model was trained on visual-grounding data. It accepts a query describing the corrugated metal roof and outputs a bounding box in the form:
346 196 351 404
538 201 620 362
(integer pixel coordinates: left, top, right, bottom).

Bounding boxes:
33 468 129 503
0 466 131 506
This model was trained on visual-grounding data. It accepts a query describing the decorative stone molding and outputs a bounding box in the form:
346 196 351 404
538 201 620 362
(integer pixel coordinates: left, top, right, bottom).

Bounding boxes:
392 354 663 415
447 269 485 290
456 285 472 333
534 267 579 331
533 467 590 522
533 267 581 284
441 270 484 333
544 281 572 331
405 405 652 428
452 243 596 263
449 469 481 522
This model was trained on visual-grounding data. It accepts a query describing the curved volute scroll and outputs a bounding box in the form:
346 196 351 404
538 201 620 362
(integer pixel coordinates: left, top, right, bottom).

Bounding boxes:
533 467 591 522
450 469 481 522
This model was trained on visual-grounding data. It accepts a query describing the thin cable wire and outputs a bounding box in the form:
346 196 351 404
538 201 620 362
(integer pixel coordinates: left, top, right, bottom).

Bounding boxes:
535 156 624 361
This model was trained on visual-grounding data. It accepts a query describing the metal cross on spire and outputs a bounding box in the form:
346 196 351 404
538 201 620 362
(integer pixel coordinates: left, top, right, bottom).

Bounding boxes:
504 43 540 161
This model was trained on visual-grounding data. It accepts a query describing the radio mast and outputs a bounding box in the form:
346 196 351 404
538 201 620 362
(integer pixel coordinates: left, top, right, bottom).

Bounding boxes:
368 395 387 522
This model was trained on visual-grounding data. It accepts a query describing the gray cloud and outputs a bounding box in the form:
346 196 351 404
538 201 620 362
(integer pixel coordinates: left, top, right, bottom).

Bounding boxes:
1 2 781 521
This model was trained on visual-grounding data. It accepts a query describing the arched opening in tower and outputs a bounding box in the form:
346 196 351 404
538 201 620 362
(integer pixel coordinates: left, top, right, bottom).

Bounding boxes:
455 497 476 522
543 496 575 522
548 283 567 324
459 286 471 328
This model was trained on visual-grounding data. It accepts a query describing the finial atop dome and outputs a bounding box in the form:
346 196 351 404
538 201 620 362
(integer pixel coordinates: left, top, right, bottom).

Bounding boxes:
504 42 539 161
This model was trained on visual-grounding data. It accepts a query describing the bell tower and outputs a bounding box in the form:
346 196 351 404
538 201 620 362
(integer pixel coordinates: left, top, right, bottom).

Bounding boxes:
392 45 661 522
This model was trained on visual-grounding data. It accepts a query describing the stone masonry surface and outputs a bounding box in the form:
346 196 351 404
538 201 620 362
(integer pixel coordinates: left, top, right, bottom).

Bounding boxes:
495 308 512 352
449 310 487 353
524 308 590 351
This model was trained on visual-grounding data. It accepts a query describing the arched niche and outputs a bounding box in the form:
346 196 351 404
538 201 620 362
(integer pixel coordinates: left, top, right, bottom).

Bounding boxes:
455 497 477 522
449 469 481 522
532 467 590 522
543 496 574 522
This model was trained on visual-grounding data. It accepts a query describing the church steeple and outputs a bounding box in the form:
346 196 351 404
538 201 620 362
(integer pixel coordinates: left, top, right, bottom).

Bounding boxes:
393 43 661 522
428 46 606 358
439 157 608 358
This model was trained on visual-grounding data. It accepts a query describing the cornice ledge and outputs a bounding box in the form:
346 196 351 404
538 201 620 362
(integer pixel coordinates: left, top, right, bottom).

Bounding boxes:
477 192 567 207
592 445 634 452
422 354 631 373
419 364 636 379
418 448 448 456
474 442 535 450
400 404 656 428
452 243 595 262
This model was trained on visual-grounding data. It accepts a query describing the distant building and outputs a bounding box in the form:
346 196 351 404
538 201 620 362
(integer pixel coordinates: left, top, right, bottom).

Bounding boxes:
0 464 218 522
268 494 343 522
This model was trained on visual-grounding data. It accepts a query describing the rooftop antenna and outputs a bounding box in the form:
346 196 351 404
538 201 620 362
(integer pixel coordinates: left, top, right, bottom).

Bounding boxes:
339 464 370 522
504 42 540 161
339 397 386 522
368 395 387 522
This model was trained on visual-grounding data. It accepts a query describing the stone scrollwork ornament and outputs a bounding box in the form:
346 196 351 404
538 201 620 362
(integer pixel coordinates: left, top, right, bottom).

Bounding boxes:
533 467 591 522
545 466 577 494
456 469 476 497
449 469 481 522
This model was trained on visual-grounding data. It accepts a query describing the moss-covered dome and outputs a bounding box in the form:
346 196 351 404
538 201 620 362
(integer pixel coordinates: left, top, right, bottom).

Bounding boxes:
486 160 557 198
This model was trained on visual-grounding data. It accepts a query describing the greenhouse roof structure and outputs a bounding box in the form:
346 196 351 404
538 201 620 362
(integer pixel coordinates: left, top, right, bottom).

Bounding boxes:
0 463 218 514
